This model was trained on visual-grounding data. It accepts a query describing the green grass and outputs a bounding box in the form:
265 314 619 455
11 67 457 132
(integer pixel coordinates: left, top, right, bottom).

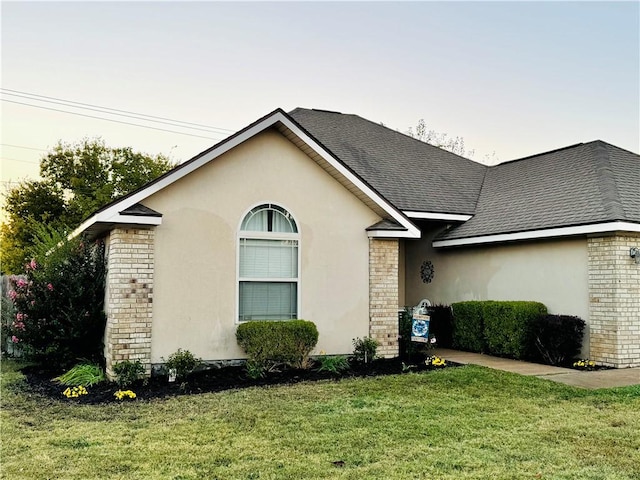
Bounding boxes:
1 360 639 479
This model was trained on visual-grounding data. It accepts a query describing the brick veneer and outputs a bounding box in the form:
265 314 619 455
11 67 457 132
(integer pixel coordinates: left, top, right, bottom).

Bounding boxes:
369 238 399 358
588 233 640 368
104 228 155 378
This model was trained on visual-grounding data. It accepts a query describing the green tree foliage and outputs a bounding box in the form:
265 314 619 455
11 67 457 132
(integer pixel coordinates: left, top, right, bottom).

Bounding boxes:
1 138 175 273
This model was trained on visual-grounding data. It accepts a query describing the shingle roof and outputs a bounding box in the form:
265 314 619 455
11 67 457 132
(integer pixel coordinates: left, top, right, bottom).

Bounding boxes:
289 108 487 215
436 141 640 241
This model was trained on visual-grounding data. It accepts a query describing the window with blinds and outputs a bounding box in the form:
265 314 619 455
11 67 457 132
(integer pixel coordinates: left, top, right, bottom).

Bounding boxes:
238 204 299 321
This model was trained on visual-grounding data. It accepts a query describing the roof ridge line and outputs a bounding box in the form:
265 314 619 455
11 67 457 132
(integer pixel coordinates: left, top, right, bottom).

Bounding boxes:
592 142 625 220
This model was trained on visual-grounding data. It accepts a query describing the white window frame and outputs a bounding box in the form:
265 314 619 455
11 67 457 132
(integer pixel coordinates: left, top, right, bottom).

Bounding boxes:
236 203 301 323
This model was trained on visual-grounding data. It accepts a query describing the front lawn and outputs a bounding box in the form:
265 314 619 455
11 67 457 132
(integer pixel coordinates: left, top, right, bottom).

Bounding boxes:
1 360 638 479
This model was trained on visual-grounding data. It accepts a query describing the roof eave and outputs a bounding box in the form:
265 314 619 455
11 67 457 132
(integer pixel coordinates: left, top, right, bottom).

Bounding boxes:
432 221 640 248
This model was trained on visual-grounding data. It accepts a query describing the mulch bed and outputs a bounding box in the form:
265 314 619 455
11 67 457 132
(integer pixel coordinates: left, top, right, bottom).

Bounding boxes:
17 357 458 405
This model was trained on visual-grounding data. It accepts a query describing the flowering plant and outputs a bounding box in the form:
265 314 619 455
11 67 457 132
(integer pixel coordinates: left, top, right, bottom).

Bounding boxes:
425 355 447 368
573 359 596 370
114 390 137 401
4 238 107 370
63 385 88 398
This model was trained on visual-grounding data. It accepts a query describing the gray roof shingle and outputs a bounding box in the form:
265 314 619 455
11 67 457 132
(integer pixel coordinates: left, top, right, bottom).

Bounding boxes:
436 141 640 241
289 108 487 215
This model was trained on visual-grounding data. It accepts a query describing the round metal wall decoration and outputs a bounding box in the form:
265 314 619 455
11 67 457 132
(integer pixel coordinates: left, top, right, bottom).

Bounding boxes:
420 260 435 284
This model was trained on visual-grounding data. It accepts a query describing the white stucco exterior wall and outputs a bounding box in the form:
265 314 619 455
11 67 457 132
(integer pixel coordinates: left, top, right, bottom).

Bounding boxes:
142 129 381 363
404 224 591 355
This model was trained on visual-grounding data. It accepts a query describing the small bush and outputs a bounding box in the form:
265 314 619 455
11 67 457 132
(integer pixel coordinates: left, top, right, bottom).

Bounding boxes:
483 301 547 359
352 337 379 364
163 349 202 379
316 355 350 374
112 359 145 388
451 302 486 352
532 314 585 366
55 363 105 387
236 320 319 370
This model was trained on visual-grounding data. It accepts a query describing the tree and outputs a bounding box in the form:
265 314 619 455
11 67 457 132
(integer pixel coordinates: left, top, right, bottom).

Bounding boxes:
407 119 475 158
1 138 175 273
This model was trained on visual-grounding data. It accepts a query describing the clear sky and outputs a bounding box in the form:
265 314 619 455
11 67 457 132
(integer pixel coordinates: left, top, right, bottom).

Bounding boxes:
2 1 639 196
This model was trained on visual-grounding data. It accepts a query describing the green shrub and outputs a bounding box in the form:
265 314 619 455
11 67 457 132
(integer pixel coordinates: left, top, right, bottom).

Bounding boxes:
236 320 319 370
5 236 106 371
483 301 547 359
531 314 585 365
112 359 145 388
163 349 202 379
451 302 486 352
316 355 350 374
352 337 379 364
55 363 105 387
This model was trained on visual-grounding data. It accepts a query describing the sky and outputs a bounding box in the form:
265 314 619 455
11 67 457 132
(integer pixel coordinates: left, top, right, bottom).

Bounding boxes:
1 1 639 203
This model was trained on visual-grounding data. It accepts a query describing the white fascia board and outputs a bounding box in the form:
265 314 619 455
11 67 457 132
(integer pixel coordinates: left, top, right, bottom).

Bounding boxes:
109 215 162 226
75 110 420 239
404 211 472 221
432 222 640 248
367 230 414 238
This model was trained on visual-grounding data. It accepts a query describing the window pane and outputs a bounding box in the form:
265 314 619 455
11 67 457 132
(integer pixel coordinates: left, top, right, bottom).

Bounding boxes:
240 205 298 233
239 282 297 321
239 239 298 278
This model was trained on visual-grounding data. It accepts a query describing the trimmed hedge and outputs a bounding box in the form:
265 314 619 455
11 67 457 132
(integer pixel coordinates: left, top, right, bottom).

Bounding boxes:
451 301 486 353
236 320 319 369
451 300 549 360
482 301 547 359
531 314 585 366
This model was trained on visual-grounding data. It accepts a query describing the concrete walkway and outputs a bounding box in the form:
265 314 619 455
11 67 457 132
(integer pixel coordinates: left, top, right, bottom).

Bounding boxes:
433 348 640 389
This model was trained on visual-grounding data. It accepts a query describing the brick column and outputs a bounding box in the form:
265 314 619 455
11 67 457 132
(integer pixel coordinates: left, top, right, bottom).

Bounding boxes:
588 233 640 368
369 238 399 358
104 228 155 378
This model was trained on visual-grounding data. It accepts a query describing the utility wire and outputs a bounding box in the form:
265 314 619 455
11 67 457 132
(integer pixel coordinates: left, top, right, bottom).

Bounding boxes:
2 90 231 135
2 99 222 141
1 88 235 134
0 144 48 152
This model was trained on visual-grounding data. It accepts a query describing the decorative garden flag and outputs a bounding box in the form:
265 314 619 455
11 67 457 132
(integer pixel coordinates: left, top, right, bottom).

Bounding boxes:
411 314 430 343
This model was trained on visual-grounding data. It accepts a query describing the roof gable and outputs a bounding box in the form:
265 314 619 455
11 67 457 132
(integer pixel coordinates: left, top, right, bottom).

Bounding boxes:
434 140 640 246
74 108 420 239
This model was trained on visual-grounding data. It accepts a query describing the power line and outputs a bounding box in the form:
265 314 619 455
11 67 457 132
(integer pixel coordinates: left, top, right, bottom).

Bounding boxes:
2 90 232 135
0 144 48 152
1 88 235 134
2 99 223 141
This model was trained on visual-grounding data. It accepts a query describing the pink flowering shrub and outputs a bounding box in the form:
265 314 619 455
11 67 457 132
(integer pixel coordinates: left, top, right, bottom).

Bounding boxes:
5 239 107 371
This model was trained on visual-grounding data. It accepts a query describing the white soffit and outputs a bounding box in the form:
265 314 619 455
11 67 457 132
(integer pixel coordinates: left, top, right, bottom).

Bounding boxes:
73 109 420 239
432 222 640 248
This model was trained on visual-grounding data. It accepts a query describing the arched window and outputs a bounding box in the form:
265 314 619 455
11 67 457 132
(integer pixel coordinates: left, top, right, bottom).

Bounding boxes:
238 204 299 321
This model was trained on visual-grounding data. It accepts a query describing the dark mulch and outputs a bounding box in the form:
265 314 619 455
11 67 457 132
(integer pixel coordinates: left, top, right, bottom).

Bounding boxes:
18 356 458 405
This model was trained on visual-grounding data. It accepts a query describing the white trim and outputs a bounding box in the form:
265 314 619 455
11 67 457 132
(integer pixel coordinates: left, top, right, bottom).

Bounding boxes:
404 211 472 222
367 230 410 238
432 222 640 248
74 110 420 240
109 215 162 226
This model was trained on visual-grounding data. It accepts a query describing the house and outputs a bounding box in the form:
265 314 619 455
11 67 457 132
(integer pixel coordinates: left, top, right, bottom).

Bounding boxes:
74 108 640 373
